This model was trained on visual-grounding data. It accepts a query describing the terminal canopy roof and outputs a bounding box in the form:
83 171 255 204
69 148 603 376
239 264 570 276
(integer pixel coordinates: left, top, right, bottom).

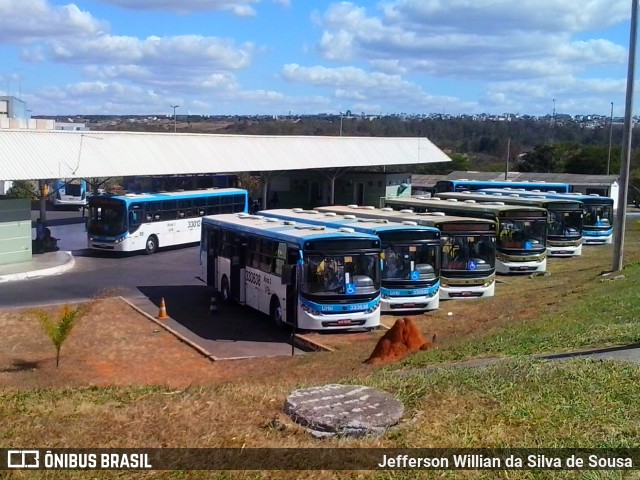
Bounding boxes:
0 129 450 181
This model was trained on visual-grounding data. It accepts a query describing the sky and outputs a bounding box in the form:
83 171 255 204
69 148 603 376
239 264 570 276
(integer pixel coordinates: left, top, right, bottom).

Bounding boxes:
0 0 635 118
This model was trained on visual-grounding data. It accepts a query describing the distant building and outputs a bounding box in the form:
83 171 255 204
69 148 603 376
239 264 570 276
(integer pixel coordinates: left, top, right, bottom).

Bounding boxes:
0 96 28 120
0 96 54 130
271 171 412 209
54 122 90 131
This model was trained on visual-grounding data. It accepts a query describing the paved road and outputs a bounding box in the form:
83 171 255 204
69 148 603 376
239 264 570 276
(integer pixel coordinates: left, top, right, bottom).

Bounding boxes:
5 222 204 307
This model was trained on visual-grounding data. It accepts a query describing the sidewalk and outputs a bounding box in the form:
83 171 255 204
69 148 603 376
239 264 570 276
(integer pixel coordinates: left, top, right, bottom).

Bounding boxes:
0 250 75 283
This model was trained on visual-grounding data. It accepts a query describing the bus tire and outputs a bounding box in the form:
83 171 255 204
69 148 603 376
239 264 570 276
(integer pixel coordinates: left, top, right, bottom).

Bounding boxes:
144 235 158 255
220 276 231 304
270 296 286 329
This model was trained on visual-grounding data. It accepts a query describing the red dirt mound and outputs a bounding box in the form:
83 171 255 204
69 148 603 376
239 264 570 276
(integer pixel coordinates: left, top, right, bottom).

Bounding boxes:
364 317 436 365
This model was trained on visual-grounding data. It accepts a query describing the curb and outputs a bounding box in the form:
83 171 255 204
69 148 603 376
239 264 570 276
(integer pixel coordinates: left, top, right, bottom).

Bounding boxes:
0 251 75 283
119 296 218 362
396 343 640 377
294 334 335 352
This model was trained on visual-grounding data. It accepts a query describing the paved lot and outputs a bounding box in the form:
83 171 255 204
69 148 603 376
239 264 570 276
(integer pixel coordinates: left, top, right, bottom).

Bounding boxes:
126 285 312 360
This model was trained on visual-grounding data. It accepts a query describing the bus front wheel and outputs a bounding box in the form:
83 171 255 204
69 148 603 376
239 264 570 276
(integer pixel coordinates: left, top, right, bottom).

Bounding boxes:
270 296 286 329
144 235 158 255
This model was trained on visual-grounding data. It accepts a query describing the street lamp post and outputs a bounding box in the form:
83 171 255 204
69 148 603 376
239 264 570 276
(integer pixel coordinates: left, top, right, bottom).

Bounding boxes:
607 101 614 175
612 0 638 273
339 113 344 136
170 104 179 132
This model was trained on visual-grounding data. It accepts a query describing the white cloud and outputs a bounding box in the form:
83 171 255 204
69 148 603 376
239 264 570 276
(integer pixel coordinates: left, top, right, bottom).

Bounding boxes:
0 0 107 43
315 0 628 83
281 63 471 114
47 34 255 72
368 59 407 75
381 0 629 34
97 0 260 16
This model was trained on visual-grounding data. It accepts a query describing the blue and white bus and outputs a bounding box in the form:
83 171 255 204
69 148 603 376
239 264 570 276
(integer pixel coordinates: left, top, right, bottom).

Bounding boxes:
433 179 571 195
201 213 382 331
315 205 497 300
50 178 87 209
435 191 584 257
87 188 248 254
259 208 441 312
384 197 548 274
479 188 614 245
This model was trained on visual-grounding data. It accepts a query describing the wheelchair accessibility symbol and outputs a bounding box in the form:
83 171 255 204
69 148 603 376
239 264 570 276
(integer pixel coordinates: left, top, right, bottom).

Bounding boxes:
345 283 356 295
410 271 420 281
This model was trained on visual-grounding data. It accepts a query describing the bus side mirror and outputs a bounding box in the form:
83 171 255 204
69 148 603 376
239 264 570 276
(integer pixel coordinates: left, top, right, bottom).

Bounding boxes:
281 264 294 285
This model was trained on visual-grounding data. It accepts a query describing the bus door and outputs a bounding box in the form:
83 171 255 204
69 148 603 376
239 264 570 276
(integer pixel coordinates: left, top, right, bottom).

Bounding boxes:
231 238 247 303
206 229 218 287
285 247 299 326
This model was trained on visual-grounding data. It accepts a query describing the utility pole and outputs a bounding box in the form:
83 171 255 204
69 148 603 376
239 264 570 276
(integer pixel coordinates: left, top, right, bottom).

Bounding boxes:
613 0 637 272
504 137 511 180
170 104 179 132
607 101 614 175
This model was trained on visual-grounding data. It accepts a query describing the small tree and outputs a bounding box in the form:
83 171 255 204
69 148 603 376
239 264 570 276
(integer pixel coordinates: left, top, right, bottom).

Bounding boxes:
6 180 38 199
34 305 82 367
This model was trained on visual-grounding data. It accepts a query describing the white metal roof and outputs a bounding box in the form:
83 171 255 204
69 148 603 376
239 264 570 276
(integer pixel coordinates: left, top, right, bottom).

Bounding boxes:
0 129 450 181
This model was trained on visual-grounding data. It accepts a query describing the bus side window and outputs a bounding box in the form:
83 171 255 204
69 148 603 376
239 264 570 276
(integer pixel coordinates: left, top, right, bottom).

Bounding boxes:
148 201 161 221
207 195 221 215
162 200 178 220
259 239 274 272
248 237 260 268
193 198 206 216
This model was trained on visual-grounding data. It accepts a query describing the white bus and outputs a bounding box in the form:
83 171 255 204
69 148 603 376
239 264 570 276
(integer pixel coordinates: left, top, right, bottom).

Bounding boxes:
259 208 441 312
50 178 87 209
87 188 248 254
201 213 382 331
435 191 584 257
383 197 548 274
315 205 497 299
479 188 614 245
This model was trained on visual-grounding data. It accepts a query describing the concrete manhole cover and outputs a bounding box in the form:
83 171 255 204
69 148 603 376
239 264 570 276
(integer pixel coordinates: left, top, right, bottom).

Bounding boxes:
284 384 404 438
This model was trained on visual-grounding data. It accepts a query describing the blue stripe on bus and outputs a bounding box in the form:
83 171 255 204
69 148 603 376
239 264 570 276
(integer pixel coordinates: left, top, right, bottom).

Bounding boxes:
381 281 440 298
299 296 380 313
584 228 613 237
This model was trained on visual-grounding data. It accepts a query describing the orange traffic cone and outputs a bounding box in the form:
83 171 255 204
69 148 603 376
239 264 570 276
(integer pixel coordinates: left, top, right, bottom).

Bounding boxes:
157 297 168 320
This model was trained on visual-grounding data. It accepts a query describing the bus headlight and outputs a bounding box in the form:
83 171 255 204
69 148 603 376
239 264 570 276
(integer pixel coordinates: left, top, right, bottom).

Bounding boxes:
381 293 390 299
301 303 320 316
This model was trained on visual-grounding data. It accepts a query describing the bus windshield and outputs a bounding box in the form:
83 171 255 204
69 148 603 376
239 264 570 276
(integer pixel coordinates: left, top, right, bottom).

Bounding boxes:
87 201 127 236
584 205 613 228
304 253 380 296
382 243 438 282
442 234 495 271
498 218 546 251
548 210 582 237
